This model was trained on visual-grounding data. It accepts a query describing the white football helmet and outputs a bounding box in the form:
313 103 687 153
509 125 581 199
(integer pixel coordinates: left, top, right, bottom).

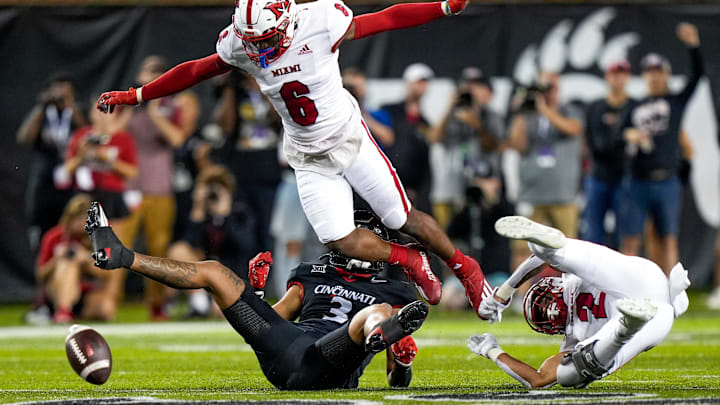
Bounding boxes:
233 0 298 68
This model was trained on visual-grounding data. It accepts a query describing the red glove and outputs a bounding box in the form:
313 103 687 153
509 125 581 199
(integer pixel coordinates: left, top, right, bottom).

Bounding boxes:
96 87 139 113
390 336 418 367
249 251 273 289
442 0 469 15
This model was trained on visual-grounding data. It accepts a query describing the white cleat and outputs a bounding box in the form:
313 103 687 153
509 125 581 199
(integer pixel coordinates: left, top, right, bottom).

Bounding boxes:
616 298 658 332
494 216 566 249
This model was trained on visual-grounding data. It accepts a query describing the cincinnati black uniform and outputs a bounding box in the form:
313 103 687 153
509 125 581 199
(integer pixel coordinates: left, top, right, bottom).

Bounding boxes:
221 262 417 390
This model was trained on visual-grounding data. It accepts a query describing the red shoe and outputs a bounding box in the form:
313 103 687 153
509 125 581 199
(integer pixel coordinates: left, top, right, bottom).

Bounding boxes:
401 248 442 305
53 308 74 324
391 336 418 367
150 305 170 322
454 255 493 319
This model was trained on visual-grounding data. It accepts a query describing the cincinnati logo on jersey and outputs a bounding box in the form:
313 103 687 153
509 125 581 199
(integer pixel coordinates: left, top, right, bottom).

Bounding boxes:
314 284 377 305
271 64 302 77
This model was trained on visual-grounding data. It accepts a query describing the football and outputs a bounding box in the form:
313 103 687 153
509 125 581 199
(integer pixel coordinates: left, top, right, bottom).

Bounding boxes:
65 325 112 385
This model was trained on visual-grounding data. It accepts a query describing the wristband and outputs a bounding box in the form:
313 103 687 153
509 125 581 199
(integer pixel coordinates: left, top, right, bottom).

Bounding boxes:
136 87 144 103
496 283 516 302
488 347 505 362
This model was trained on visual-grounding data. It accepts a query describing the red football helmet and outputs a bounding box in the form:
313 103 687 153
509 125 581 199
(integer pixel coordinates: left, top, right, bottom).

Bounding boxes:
523 277 568 335
233 0 297 68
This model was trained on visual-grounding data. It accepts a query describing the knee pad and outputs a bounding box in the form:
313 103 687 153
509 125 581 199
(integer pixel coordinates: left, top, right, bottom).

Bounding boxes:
380 209 407 231
221 287 271 341
557 341 610 388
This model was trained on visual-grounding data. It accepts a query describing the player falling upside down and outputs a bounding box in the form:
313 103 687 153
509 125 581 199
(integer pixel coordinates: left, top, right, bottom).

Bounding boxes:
96 0 493 313
467 216 690 388
86 202 426 389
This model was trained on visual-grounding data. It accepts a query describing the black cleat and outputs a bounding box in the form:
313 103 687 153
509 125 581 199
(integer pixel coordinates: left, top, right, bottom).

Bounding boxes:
85 202 134 269
365 301 429 353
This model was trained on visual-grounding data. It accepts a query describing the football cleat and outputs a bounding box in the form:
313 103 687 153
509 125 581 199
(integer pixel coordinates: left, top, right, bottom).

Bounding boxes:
85 202 134 270
365 301 428 353
494 216 566 249
390 336 418 368
616 298 657 333
454 255 493 319
401 247 442 305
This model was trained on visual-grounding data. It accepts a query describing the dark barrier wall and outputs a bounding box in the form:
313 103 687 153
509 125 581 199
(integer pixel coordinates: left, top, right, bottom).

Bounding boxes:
1 4 719 302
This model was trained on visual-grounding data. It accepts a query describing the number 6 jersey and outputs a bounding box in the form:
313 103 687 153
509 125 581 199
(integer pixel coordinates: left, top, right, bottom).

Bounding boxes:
216 0 361 158
287 263 418 336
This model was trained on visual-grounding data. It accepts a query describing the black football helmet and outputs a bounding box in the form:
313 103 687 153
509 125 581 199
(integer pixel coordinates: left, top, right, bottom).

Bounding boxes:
322 210 397 275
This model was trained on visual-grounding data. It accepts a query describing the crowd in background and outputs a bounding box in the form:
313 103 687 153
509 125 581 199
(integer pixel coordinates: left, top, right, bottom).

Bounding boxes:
17 22 720 324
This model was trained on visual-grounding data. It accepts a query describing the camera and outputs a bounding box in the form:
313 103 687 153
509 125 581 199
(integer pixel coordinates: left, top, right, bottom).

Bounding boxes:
85 133 108 146
456 92 473 108
65 246 76 259
513 83 553 112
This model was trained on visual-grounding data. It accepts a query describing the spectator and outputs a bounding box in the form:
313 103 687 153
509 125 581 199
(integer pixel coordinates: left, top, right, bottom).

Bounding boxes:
372 63 434 213
16 72 88 250
342 67 395 147
36 194 114 323
167 165 255 317
507 71 584 269
123 55 200 320
619 23 703 274
429 67 505 229
582 61 634 248
214 71 281 254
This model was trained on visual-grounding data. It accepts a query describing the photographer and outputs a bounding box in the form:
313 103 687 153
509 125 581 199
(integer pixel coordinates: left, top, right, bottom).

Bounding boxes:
507 71 584 269
429 67 504 229
167 165 256 317
17 72 88 250
35 194 113 323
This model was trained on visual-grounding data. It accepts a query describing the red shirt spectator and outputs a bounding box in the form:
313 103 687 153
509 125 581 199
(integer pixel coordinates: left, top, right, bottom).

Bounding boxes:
66 127 137 193
37 224 85 268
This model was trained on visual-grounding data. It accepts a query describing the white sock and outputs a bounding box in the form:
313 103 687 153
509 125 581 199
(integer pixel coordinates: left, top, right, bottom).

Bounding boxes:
189 290 210 315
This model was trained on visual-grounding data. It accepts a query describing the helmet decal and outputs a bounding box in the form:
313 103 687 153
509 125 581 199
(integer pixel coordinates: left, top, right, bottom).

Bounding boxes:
233 0 298 68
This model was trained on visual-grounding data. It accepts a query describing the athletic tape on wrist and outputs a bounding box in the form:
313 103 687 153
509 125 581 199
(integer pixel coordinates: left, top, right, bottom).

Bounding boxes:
488 347 504 362
496 284 516 302
136 87 144 103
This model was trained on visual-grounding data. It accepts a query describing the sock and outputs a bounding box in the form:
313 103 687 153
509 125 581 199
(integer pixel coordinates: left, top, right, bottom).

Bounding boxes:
189 291 210 315
445 248 476 279
592 319 639 366
389 243 411 268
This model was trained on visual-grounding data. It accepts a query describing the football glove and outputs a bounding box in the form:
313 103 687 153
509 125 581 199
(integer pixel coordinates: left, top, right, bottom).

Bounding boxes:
467 333 500 359
442 0 469 16
249 251 273 290
96 87 139 113
390 336 418 368
477 287 511 323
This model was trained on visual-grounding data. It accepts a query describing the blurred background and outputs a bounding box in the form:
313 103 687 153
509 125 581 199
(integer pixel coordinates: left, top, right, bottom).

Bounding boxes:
1 0 719 322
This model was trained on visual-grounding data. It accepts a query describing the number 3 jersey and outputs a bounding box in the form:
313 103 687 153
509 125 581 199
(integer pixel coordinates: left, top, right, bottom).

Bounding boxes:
287 263 418 336
216 0 362 159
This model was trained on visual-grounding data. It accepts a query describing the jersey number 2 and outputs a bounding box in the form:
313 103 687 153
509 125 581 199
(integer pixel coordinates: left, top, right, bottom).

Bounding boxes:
576 292 608 322
280 81 318 126
322 296 352 324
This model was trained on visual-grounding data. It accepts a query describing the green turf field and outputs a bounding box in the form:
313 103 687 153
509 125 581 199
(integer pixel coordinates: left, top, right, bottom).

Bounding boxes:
0 293 719 404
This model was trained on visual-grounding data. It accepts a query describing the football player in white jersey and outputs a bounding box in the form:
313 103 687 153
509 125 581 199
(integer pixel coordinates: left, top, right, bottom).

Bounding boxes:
466 216 690 388
97 0 494 315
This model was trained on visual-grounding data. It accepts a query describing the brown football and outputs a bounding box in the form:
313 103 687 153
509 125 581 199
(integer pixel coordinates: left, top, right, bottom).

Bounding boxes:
65 325 112 385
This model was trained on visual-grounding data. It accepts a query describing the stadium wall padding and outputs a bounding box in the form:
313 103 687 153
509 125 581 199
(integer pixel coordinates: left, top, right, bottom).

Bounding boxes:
1 4 719 302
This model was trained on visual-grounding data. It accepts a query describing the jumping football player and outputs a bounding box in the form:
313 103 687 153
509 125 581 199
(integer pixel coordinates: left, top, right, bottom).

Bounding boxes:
467 216 690 389
86 202 425 389
96 0 493 314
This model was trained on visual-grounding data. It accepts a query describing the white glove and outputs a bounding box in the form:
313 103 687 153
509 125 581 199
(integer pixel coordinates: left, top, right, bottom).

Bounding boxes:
478 288 511 323
467 333 500 359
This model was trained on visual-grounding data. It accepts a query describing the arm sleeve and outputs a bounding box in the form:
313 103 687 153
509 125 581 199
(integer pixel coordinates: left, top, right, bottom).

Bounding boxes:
495 255 546 300
141 54 232 101
678 46 704 103
352 2 445 40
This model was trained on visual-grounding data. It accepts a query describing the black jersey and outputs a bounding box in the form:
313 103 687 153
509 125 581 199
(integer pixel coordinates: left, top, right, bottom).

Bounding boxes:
585 98 636 183
287 263 418 336
622 47 703 180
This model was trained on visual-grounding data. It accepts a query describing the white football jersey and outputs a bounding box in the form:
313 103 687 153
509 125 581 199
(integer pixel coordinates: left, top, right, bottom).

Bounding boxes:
216 0 360 156
559 273 620 353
